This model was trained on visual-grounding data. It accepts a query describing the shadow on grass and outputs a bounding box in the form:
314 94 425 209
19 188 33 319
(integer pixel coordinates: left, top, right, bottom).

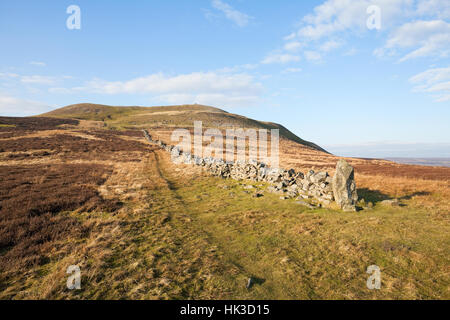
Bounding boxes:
358 188 431 205
247 277 265 290
357 188 390 204
399 191 431 200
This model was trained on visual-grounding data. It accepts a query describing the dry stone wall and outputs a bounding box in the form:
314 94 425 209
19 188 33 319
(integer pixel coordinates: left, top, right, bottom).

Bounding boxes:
143 130 357 211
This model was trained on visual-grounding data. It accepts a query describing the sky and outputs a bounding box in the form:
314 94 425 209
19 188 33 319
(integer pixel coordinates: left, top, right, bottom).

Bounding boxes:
0 0 449 158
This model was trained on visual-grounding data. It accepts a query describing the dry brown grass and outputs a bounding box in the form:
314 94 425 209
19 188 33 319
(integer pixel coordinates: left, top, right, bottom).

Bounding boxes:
0 118 156 298
0 163 121 274
0 130 104 141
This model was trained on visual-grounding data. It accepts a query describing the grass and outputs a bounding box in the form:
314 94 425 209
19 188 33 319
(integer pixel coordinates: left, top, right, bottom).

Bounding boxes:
0 115 448 300
3 150 447 300
157 155 449 299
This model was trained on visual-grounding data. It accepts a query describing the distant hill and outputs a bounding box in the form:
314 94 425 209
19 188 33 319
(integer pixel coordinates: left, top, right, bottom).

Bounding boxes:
40 103 328 153
387 158 450 168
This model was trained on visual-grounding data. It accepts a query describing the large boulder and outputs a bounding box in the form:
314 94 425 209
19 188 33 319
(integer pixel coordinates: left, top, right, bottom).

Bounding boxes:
332 159 358 211
310 171 328 183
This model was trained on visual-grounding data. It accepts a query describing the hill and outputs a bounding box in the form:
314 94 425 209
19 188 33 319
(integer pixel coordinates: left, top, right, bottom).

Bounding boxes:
0 108 448 300
40 103 328 153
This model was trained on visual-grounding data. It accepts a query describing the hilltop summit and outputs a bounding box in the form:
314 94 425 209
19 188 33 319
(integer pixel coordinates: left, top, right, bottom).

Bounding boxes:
40 103 328 153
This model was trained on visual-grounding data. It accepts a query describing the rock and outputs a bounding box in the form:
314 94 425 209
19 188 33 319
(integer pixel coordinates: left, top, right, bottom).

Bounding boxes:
380 199 400 207
318 198 332 206
295 172 305 180
343 205 357 212
302 181 312 191
280 257 290 264
321 193 334 200
296 200 314 209
171 147 181 157
311 171 328 183
332 159 358 211
285 191 297 198
275 182 286 190
246 278 253 289
280 196 288 200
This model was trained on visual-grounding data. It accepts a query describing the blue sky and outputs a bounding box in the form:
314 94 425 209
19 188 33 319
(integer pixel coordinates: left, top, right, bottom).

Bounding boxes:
1 0 449 157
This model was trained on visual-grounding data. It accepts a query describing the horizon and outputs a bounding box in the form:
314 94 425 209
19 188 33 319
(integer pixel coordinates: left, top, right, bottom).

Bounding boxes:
1 0 449 158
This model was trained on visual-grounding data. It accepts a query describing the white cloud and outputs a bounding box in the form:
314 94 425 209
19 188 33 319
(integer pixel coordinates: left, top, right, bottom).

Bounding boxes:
282 68 302 74
434 94 450 102
410 67 450 85
343 47 358 56
20 75 56 85
216 63 258 73
0 95 51 116
53 71 263 108
284 41 302 52
210 0 252 27
0 72 19 79
319 39 343 52
304 51 322 62
30 61 46 67
377 20 450 62
298 0 414 40
85 72 261 95
262 53 301 64
283 32 297 41
270 0 449 65
416 0 450 19
409 66 450 102
0 72 59 85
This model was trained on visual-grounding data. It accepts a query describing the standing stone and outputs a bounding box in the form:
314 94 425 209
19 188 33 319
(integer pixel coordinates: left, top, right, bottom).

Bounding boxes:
332 159 358 211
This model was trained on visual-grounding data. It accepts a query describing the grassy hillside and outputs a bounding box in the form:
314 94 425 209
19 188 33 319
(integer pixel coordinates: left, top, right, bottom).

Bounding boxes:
1 113 448 300
40 103 328 153
1 135 448 299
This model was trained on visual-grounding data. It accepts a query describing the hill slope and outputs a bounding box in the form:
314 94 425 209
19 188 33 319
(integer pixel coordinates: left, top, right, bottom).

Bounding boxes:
40 103 328 153
1 113 449 300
